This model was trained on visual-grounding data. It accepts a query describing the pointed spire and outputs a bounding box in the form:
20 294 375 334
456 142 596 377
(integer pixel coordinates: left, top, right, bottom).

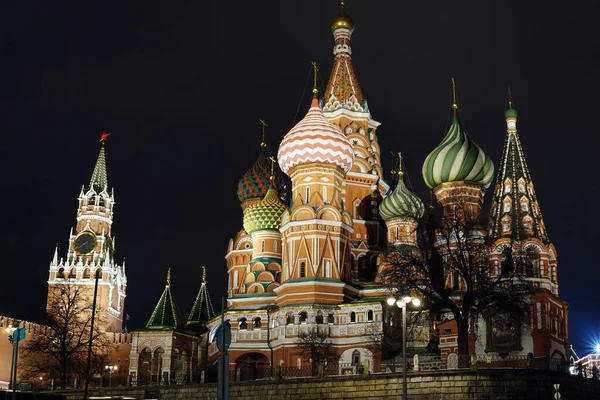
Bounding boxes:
187 266 215 326
489 91 549 244
89 133 109 192
146 269 183 330
323 2 365 113
52 244 59 265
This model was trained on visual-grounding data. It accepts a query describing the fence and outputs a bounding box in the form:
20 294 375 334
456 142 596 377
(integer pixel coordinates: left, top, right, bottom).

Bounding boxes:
41 353 598 391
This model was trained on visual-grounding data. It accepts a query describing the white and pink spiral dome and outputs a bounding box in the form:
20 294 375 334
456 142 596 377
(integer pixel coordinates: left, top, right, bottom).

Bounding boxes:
278 98 354 176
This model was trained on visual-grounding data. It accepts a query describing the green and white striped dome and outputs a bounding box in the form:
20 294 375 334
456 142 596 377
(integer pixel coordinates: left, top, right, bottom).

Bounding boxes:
379 178 424 221
243 185 288 234
422 115 494 189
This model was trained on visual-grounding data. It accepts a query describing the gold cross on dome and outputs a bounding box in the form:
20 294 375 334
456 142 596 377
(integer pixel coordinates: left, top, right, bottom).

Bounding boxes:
260 119 268 148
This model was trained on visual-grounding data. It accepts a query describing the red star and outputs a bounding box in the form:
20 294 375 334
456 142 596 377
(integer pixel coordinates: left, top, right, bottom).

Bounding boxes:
100 132 111 142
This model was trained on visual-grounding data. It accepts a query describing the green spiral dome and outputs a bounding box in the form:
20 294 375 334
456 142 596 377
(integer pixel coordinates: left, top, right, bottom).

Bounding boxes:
243 185 288 234
379 178 425 221
422 115 494 189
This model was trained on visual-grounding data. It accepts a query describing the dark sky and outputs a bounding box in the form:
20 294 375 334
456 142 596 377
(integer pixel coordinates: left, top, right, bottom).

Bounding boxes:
1 1 598 356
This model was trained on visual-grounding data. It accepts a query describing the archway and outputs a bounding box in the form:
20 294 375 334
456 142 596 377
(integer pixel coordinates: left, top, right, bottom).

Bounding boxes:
137 348 152 384
235 353 270 381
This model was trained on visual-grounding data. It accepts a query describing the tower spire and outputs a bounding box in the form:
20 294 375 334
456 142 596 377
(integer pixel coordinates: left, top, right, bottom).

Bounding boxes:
187 266 215 326
167 268 171 287
89 132 110 192
489 91 549 243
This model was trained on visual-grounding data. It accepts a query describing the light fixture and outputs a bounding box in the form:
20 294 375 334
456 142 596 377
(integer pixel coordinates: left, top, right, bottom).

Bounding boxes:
411 298 421 307
402 296 412 304
396 299 404 308
386 297 396 306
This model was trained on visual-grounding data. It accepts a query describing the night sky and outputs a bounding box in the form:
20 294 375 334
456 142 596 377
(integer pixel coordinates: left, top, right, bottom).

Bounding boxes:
1 1 598 357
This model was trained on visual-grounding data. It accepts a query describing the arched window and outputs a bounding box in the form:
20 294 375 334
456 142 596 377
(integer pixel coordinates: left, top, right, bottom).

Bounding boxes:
500 247 514 277
453 273 459 290
69 269 76 279
82 268 90 279
299 312 308 324
253 317 262 329
239 318 247 330
350 312 356 323
300 262 306 278
316 311 324 324
57 268 65 279
324 260 331 278
367 310 374 322
286 312 294 325
327 313 335 324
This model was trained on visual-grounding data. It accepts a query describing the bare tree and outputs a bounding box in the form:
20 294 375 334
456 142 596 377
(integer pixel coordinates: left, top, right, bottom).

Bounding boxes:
382 205 532 358
295 328 338 375
20 284 111 389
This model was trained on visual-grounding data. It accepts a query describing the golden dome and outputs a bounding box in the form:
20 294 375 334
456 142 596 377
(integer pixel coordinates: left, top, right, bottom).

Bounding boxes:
331 1 354 32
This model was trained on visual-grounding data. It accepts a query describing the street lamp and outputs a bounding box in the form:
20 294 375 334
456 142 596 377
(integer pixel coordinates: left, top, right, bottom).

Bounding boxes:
5 326 16 392
387 294 421 400
105 365 118 387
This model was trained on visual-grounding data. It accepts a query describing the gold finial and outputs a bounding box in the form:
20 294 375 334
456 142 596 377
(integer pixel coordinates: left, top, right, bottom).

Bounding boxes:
311 61 319 98
507 86 513 109
340 0 346 14
167 268 171 286
202 266 206 284
260 119 268 148
269 156 276 182
397 152 404 180
451 77 458 115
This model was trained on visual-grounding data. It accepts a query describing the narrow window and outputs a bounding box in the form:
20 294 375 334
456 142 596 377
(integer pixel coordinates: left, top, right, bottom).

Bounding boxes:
367 310 374 322
352 350 360 365
233 271 239 288
253 318 262 329
261 241 265 252
286 312 294 325
316 311 324 324
300 262 306 278
325 261 331 278
306 187 310 203
274 241 278 253
350 312 356 323
323 186 327 202
239 318 247 330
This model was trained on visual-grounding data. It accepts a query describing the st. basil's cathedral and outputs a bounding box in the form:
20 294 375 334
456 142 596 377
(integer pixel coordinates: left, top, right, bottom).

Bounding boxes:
0 2 569 388
204 2 569 375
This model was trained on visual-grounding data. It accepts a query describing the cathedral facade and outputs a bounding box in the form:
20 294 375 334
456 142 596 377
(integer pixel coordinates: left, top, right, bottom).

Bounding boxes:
207 3 569 375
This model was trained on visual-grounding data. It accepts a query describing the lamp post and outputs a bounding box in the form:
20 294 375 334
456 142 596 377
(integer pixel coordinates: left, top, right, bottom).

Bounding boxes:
105 365 118 387
387 294 421 400
5 326 16 393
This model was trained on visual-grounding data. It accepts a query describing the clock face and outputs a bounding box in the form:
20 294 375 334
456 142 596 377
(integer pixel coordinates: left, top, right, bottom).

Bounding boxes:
74 232 97 255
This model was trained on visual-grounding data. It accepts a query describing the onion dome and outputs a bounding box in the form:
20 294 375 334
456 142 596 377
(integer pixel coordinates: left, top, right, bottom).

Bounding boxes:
505 106 518 119
379 171 424 222
422 115 494 190
243 183 288 234
331 1 354 32
237 149 287 204
278 98 354 176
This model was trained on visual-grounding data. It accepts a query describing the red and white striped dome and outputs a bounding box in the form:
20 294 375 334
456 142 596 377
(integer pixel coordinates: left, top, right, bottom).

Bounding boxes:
278 98 354 176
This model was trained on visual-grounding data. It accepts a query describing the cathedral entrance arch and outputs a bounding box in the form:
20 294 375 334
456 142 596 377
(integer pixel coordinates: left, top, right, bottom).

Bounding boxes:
235 353 270 381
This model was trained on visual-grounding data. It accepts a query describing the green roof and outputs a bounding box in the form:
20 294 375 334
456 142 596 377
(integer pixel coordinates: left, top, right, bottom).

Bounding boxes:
505 107 518 119
146 284 183 330
89 143 108 192
187 280 215 325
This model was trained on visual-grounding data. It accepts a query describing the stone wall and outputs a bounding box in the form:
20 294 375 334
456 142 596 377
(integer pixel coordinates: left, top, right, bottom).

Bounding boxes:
60 370 600 400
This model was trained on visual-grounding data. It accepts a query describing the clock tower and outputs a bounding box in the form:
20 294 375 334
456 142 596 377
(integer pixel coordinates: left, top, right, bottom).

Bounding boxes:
47 135 127 332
